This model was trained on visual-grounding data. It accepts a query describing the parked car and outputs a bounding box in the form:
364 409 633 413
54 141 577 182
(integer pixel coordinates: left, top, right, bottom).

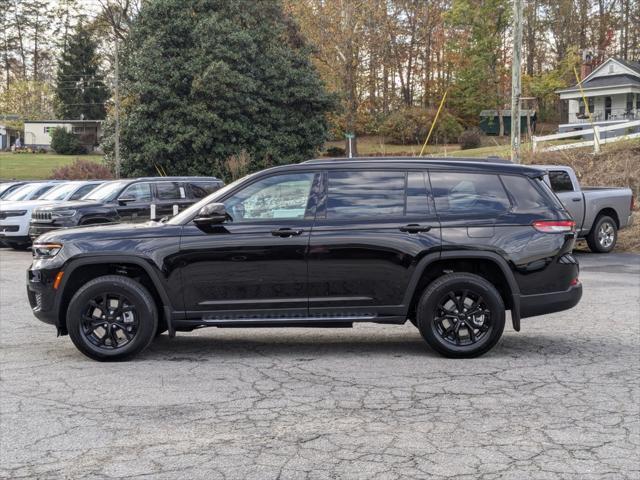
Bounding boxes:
0 181 30 199
27 158 582 361
0 181 104 249
534 165 634 253
0 181 61 203
29 176 223 241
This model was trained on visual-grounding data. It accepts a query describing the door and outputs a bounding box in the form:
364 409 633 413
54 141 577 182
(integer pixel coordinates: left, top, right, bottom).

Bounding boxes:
116 182 152 222
605 96 612 119
153 181 191 219
307 169 441 319
178 172 320 319
547 170 585 230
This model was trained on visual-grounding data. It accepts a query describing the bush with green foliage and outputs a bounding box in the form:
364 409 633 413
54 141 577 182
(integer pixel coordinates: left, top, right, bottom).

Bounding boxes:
50 128 85 155
325 146 346 157
458 129 483 150
380 107 463 145
104 0 334 178
50 159 113 180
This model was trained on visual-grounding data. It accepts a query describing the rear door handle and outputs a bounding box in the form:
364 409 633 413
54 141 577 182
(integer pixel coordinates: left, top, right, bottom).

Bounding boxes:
399 224 432 233
572 197 582 202
271 228 304 237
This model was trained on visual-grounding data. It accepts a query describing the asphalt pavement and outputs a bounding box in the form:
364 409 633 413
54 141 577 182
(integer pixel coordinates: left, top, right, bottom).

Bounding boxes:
0 248 638 479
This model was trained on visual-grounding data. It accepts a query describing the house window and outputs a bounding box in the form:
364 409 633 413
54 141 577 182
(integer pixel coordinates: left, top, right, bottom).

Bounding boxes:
72 126 85 134
627 93 634 113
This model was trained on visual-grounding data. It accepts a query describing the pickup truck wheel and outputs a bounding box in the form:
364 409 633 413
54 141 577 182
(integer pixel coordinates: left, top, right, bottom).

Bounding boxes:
416 273 505 358
587 215 617 253
67 275 158 361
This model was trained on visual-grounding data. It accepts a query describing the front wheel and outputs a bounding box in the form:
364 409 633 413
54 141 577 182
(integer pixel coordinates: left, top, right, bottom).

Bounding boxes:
416 273 505 358
67 275 158 361
586 215 617 253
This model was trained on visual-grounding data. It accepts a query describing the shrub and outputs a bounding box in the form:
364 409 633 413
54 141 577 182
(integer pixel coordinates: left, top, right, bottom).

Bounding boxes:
325 146 346 157
380 107 463 145
458 129 482 150
50 159 114 180
224 150 251 181
50 127 85 155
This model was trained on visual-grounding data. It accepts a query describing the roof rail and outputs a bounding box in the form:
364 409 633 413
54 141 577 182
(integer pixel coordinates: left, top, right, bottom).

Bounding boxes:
303 156 512 164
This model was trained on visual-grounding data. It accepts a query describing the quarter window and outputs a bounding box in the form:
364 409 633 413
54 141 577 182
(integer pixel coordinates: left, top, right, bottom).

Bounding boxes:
430 172 510 215
327 171 405 219
548 170 574 192
225 173 315 222
501 175 549 211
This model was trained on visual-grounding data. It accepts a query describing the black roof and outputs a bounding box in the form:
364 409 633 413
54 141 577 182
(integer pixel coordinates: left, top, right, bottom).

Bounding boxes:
581 73 640 89
617 58 640 74
110 176 222 183
294 157 545 178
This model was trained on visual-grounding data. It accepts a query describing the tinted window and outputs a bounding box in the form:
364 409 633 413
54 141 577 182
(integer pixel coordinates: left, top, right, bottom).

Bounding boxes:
548 170 574 192
189 181 221 199
69 184 99 200
33 185 56 199
156 182 184 200
406 171 430 216
327 171 405 219
120 183 151 202
225 173 314 222
430 172 510 215
501 175 549 212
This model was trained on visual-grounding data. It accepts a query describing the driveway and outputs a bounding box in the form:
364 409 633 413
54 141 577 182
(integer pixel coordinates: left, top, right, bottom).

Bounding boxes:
1 249 638 479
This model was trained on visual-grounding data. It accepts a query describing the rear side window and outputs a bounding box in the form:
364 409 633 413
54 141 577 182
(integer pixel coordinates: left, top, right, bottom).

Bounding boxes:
155 182 185 200
327 171 405 219
406 171 430 216
189 181 221 199
69 184 99 200
430 172 510 216
548 170 574 192
501 175 549 212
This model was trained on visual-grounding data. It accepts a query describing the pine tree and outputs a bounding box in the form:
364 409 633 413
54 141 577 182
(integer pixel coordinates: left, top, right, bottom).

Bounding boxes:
106 0 333 178
55 24 109 120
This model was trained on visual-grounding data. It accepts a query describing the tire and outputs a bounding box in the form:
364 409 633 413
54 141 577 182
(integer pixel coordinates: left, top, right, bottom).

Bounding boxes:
586 215 617 253
67 275 158 361
416 273 505 358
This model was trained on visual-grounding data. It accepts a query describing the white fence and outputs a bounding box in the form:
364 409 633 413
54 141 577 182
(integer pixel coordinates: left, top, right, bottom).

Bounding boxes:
532 119 640 153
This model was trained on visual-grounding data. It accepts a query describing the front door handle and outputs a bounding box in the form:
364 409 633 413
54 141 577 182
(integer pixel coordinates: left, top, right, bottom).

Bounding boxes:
271 228 304 237
399 224 432 233
572 197 582 202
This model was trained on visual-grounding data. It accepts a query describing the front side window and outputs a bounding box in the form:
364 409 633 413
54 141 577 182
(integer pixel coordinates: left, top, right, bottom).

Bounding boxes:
120 183 151 202
548 170 574 192
327 171 405 219
430 172 510 216
224 173 315 222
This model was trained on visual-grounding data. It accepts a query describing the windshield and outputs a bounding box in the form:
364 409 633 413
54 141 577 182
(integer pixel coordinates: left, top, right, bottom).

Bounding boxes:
167 176 247 224
82 181 128 201
40 183 78 201
3 183 48 201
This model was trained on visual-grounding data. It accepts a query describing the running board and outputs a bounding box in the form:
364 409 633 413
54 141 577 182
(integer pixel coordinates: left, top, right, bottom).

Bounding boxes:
173 315 406 330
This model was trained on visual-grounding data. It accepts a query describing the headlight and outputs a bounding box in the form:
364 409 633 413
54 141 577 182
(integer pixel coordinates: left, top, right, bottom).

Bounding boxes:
32 243 63 259
51 210 77 218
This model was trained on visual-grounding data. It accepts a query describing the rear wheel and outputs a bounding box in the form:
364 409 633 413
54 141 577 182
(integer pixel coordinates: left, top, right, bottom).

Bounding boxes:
67 275 158 361
586 215 617 253
416 273 505 358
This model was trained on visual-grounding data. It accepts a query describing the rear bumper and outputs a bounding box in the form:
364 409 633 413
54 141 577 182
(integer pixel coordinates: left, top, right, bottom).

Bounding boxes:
519 283 583 318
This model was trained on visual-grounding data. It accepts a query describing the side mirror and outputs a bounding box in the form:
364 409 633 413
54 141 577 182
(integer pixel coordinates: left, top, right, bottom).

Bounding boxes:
194 202 228 226
117 196 136 205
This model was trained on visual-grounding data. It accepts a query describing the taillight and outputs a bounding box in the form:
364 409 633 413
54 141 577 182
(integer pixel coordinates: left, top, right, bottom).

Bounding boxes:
532 220 575 233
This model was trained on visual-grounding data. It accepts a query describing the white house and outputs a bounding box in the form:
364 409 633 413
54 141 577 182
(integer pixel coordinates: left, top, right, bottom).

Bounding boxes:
556 57 639 137
23 120 102 151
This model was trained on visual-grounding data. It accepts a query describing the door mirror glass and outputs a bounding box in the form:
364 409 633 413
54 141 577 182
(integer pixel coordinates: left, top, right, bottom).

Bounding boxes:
194 202 228 225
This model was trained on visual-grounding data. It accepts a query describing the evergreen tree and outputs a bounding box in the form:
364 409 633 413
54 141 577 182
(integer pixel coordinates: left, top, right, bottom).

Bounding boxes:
107 0 333 178
55 24 109 119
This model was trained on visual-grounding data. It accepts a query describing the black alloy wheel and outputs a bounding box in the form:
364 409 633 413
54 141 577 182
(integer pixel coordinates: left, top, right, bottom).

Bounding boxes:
67 275 158 361
417 273 505 358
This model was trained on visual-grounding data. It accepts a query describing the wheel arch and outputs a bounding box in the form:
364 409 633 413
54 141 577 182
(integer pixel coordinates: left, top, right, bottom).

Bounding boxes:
592 208 619 229
55 256 173 335
405 251 521 331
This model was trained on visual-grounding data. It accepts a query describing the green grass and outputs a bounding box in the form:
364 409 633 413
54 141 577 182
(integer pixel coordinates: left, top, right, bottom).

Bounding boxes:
0 152 102 180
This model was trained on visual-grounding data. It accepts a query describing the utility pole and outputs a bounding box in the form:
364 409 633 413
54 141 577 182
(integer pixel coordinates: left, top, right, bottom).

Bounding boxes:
114 37 121 178
511 0 523 163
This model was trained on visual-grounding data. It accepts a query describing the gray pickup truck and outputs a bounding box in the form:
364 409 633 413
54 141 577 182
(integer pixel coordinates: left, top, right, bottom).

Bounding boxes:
534 165 634 253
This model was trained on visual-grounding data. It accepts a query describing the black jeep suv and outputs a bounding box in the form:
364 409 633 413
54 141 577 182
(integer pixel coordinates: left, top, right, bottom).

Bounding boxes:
27 158 582 361
29 176 223 240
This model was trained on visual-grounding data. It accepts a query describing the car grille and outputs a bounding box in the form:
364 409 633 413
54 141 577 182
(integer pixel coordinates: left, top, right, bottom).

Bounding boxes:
32 211 53 222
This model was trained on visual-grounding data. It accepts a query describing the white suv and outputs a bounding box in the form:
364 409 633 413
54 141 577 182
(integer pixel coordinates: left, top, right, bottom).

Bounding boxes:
0 181 102 249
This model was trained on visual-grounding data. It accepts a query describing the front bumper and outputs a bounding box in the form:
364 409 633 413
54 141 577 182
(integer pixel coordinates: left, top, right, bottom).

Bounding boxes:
519 283 583 318
27 268 61 327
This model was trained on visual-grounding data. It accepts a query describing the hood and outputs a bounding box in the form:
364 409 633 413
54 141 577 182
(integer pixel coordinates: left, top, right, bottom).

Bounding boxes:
36 200 108 211
0 199 66 211
36 221 183 244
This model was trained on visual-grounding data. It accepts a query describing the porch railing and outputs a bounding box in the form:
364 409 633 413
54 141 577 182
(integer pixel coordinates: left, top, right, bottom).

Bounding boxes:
568 108 639 124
